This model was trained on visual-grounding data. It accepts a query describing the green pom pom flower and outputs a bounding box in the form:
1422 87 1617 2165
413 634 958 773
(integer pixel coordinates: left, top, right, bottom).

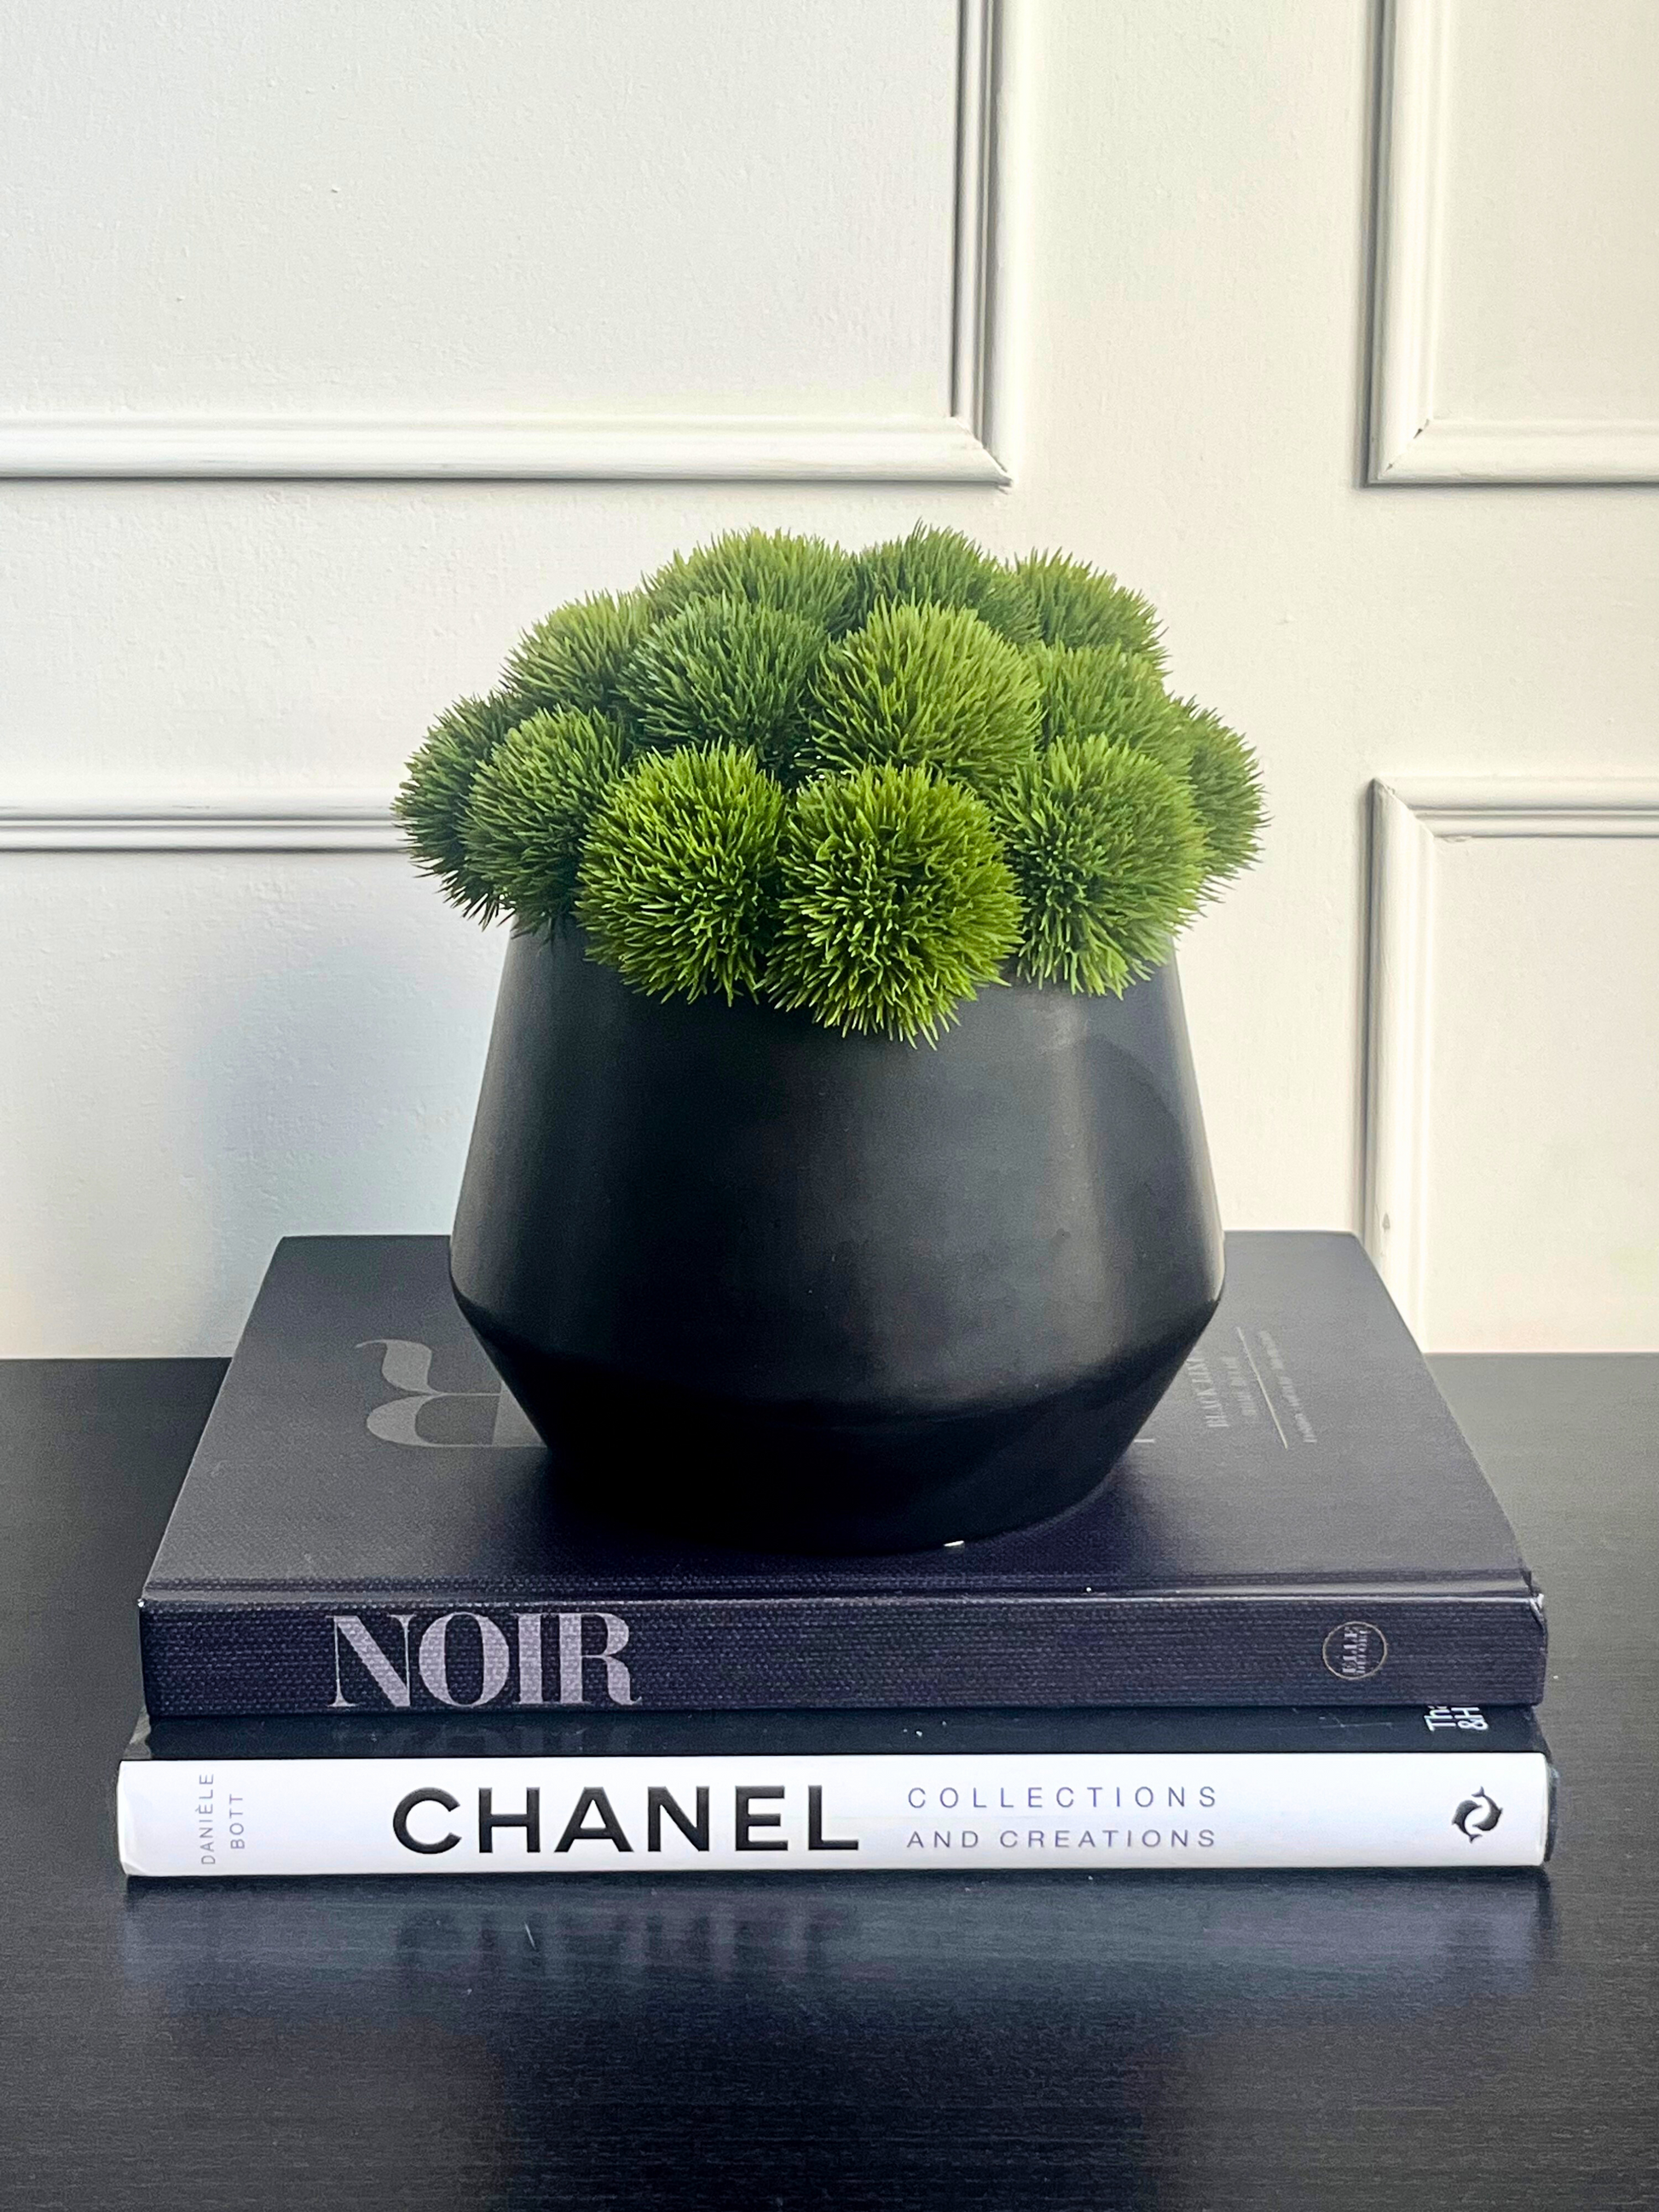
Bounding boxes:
851 524 1039 644
647 528 858 634
618 596 826 780
806 601 1039 798
1171 699 1265 888
1014 552 1165 669
577 745 784 1005
503 591 652 724
400 530 1262 1028
461 709 625 931
767 763 1021 1042
995 737 1205 995
395 690 524 919
1027 643 1190 776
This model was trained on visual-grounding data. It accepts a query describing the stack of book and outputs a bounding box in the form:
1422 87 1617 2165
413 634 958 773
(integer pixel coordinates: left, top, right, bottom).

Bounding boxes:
117 1232 1553 1877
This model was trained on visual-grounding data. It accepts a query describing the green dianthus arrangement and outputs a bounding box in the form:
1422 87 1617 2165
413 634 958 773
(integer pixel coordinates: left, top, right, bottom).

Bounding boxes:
397 527 1263 1042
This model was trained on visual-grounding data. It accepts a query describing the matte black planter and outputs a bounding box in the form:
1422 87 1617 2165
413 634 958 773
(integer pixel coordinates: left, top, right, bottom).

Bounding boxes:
450 925 1223 1553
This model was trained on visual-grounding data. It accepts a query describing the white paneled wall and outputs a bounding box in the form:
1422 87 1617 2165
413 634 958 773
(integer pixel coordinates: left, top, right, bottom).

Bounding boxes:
0 834 505 1354
3 0 1657 1354
1364 786 1659 1352
1421 829 1659 1351
3 2 956 416
0 0 992 478
1371 0 1659 479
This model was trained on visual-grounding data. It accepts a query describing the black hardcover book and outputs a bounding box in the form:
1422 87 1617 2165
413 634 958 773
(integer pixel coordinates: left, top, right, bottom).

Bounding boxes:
139 1232 1547 1717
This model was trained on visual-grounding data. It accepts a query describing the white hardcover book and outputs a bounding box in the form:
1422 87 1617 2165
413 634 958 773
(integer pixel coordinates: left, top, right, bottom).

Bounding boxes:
118 1707 1553 1878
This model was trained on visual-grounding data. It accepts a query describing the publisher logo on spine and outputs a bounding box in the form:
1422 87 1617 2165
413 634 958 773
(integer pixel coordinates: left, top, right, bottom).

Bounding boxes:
1452 1788 1502 1840
1321 1620 1388 1680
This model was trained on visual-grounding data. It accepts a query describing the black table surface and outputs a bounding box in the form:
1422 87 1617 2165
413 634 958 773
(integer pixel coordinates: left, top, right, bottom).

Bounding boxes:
3 1355 1656 2210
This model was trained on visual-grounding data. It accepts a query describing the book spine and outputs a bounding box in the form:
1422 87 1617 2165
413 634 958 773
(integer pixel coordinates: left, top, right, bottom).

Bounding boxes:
118 1747 1552 1878
139 1594 1550 1718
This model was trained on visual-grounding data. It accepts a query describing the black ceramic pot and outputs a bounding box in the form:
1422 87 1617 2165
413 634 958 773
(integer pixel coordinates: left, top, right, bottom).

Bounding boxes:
450 924 1223 1553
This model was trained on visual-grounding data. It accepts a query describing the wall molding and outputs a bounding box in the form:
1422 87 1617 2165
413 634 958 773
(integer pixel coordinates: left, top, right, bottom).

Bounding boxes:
1363 778 1659 1331
1367 0 1659 485
951 0 1000 452
0 3 1009 487
0 799 400 852
0 413 1009 487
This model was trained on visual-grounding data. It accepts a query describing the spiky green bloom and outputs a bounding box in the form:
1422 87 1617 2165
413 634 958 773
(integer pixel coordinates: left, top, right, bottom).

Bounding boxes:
806 601 1039 798
646 528 858 635
766 763 1021 1042
1026 642 1190 777
576 746 784 1004
503 591 653 725
850 524 1040 644
994 737 1205 995
617 596 826 780
402 533 1262 1018
394 690 524 919
1171 698 1265 887
460 709 625 931
1014 552 1165 670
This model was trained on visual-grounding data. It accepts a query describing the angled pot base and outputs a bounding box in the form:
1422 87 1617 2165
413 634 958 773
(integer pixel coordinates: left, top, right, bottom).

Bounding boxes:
450 927 1223 1554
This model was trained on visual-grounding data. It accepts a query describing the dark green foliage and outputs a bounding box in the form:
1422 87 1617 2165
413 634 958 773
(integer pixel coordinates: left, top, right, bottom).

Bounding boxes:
851 524 1040 644
767 764 1021 1041
647 528 858 634
618 596 826 780
1014 552 1165 669
1026 643 1190 776
995 738 1205 995
576 745 784 1004
806 601 1039 797
1171 699 1265 887
461 710 625 931
394 690 524 918
503 591 652 724
402 528 1263 1033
